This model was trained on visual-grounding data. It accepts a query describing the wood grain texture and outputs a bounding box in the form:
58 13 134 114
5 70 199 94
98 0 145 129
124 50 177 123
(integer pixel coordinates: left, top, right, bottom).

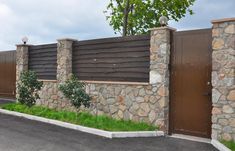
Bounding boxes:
29 44 57 80
73 35 150 82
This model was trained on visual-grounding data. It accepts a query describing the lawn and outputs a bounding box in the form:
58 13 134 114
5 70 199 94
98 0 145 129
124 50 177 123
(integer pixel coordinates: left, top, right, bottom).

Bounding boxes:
0 103 157 132
221 140 235 151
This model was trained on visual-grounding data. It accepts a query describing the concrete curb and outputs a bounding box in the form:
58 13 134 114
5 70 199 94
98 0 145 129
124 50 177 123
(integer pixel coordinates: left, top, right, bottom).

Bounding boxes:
211 139 231 151
0 109 164 138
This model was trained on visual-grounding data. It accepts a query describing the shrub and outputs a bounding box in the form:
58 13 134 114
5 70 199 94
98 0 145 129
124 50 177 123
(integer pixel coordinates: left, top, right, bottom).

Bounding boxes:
17 71 43 107
59 75 91 109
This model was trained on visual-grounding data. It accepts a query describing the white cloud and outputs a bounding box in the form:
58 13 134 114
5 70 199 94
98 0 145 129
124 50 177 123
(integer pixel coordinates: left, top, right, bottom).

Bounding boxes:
0 0 234 50
169 0 235 30
0 0 115 50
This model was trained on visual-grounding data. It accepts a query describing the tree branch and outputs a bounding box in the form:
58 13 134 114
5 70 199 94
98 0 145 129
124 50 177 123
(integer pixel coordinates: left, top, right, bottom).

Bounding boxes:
116 0 124 10
122 0 130 36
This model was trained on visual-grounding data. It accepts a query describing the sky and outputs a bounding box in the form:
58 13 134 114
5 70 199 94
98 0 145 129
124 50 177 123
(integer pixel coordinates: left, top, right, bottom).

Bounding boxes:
0 0 234 50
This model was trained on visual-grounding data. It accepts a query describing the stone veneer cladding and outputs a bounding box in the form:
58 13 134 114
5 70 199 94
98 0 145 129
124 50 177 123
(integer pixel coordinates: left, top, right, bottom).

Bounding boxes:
85 82 168 129
16 44 29 99
211 18 235 141
36 27 173 131
16 27 173 131
16 45 29 82
16 21 235 138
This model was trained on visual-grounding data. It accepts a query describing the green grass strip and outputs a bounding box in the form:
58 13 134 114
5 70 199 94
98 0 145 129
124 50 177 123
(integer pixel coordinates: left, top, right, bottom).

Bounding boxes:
221 140 235 151
1 103 158 132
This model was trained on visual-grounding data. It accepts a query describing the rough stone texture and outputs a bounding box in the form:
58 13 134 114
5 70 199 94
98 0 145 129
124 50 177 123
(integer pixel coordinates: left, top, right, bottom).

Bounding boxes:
36 81 76 112
16 45 29 82
15 21 235 141
35 27 173 131
85 83 166 128
16 45 29 98
212 20 235 141
37 39 77 112
57 39 75 83
149 27 174 131
37 80 172 129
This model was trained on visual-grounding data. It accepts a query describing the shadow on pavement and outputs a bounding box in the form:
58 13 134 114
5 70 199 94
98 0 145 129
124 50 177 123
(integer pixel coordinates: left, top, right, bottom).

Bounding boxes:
0 98 15 105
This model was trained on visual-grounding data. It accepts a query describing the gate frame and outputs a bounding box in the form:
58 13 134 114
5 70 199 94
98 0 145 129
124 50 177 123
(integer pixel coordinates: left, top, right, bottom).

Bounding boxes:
168 28 213 138
0 50 16 99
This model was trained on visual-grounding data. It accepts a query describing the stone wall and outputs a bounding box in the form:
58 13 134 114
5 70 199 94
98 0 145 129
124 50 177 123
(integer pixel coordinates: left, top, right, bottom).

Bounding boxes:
16 27 173 131
85 82 167 129
36 81 168 129
149 27 174 130
16 18 235 139
16 45 29 82
37 81 74 111
37 27 173 130
211 18 235 141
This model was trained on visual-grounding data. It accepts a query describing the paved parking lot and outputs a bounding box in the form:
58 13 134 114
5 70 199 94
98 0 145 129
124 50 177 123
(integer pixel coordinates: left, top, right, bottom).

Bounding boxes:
0 100 217 151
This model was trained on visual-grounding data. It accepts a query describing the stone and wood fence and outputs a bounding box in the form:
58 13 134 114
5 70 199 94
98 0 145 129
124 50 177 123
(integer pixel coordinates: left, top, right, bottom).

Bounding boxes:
15 18 235 141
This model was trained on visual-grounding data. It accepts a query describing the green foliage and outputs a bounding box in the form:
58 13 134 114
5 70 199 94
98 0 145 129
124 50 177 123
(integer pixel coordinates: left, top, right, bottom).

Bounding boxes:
17 71 43 107
221 140 235 151
1 103 158 131
105 0 195 36
59 75 91 109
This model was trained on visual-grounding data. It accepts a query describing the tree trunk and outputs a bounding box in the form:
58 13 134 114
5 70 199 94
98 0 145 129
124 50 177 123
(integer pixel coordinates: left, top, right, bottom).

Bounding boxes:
122 0 130 36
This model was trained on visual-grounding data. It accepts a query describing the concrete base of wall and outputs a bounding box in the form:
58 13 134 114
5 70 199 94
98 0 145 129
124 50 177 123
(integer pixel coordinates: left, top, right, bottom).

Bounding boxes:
211 139 231 151
169 134 231 151
170 134 211 144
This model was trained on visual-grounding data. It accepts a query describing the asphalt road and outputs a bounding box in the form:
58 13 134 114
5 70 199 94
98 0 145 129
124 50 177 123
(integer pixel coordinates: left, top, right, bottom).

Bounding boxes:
0 99 14 105
0 100 218 151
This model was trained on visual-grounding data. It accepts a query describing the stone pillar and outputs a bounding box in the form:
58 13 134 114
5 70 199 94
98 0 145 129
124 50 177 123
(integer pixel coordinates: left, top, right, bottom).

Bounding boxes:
16 44 30 99
211 18 235 141
150 27 175 131
16 44 30 82
57 38 76 83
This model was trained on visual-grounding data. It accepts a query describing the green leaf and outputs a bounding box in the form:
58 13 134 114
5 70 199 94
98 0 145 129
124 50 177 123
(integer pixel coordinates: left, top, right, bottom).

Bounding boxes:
17 71 43 107
59 74 91 109
105 0 195 36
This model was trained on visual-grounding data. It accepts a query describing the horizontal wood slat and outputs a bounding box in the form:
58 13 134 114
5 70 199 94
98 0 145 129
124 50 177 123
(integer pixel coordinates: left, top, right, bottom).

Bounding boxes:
29 44 57 80
74 34 150 46
73 35 150 82
74 51 149 59
74 40 149 50
73 67 149 73
73 46 149 55
74 62 149 68
73 57 149 64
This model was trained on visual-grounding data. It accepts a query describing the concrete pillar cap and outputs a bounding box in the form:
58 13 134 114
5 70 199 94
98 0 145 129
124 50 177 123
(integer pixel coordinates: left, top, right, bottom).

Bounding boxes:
211 17 235 24
16 44 33 47
149 26 176 31
57 38 78 42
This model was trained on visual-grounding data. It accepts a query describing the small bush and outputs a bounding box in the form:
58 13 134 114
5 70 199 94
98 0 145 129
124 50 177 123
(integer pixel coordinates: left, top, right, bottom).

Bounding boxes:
17 71 43 107
59 75 91 109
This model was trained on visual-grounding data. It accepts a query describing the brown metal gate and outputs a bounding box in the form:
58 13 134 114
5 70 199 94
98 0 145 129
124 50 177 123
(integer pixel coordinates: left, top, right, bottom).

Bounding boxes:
0 51 16 99
170 29 212 138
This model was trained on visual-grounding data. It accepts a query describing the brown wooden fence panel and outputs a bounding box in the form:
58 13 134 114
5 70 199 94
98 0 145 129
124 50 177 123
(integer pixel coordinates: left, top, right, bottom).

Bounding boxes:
73 35 150 82
0 50 16 98
29 44 57 80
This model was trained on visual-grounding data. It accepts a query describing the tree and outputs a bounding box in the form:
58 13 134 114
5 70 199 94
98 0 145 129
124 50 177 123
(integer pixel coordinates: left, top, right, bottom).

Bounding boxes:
105 0 195 36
